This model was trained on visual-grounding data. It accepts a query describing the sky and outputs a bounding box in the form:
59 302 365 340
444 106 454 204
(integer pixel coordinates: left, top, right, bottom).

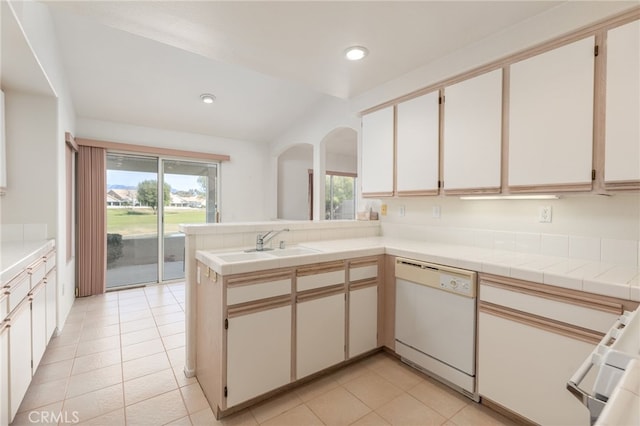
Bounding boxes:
107 170 201 192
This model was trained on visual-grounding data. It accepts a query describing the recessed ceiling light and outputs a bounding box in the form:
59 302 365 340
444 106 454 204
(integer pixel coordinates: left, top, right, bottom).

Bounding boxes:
200 93 216 104
345 46 369 61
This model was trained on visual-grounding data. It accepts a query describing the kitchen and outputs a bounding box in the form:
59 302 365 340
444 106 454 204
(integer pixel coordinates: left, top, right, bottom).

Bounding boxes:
1 1 639 425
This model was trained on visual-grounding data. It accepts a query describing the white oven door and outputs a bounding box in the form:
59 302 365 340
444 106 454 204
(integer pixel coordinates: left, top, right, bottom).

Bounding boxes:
395 278 476 375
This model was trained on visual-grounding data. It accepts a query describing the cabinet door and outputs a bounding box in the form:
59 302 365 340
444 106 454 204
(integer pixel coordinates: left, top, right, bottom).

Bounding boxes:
297 293 345 379
226 305 291 408
361 106 394 196
444 70 502 193
349 286 378 358
478 310 593 425
45 271 56 341
604 20 640 187
8 302 32 421
508 37 595 191
1 325 8 426
31 285 47 371
396 92 439 195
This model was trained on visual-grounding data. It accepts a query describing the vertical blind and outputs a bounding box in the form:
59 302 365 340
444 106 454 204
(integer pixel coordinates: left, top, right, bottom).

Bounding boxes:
77 145 106 296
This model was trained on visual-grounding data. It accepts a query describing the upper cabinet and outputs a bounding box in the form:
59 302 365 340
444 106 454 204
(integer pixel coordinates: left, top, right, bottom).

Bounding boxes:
361 106 395 197
508 36 595 192
443 69 503 194
604 20 640 190
396 91 440 195
508 36 595 191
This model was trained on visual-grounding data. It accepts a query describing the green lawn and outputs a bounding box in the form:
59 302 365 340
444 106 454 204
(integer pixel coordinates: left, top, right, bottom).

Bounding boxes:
107 207 206 236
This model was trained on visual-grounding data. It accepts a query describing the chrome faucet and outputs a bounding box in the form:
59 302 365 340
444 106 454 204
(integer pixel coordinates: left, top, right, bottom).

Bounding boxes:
255 228 290 251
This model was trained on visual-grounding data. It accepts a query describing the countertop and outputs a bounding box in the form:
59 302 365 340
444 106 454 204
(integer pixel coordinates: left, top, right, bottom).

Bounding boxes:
195 236 640 301
1 239 55 283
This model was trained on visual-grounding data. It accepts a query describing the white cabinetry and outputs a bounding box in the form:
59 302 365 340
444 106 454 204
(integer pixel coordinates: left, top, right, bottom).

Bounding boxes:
1 322 8 426
443 70 502 193
477 274 625 425
604 20 640 189
226 305 291 407
8 300 31 421
361 106 395 197
508 37 595 191
45 269 57 341
297 293 345 379
30 283 47 371
349 286 377 358
396 92 440 195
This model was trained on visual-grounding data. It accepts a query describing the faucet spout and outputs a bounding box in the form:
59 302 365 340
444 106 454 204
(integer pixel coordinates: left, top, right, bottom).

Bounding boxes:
255 228 290 251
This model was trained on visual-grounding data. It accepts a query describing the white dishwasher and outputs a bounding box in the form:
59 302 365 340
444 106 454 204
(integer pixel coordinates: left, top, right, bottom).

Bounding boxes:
395 257 478 400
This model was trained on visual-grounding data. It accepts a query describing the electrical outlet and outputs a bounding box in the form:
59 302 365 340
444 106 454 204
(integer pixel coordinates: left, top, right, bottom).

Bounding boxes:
399 206 406 217
539 206 552 223
432 205 441 218
381 204 388 216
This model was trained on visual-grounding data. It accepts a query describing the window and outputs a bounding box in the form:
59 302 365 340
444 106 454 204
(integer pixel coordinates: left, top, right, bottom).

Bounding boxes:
325 172 356 220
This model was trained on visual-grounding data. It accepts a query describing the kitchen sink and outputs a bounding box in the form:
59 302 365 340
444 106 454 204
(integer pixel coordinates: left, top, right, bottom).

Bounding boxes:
269 247 319 257
215 251 275 262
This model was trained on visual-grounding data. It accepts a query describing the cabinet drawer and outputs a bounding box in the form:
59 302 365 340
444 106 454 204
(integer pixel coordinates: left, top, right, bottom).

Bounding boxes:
44 250 55 274
297 261 345 292
349 264 378 282
480 279 621 334
28 259 46 289
5 272 29 313
227 279 291 305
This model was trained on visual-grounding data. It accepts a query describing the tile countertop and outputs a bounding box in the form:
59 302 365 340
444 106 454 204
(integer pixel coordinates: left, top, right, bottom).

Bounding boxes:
195 237 640 302
0 239 55 283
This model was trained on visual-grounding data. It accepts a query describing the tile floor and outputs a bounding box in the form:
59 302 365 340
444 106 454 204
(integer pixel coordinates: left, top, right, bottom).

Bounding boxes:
11 283 518 426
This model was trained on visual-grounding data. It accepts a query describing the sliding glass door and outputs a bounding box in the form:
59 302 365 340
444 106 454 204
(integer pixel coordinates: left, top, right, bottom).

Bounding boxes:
106 154 218 288
162 160 218 281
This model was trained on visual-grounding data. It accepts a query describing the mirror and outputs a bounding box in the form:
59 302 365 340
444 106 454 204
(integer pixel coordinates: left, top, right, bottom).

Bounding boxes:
277 144 313 220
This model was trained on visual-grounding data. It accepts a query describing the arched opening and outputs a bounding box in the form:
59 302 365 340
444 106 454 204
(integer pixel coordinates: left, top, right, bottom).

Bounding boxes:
276 144 313 220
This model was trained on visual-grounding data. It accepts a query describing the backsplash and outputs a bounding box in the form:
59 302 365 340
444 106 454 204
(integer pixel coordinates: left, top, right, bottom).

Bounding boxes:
1 223 48 242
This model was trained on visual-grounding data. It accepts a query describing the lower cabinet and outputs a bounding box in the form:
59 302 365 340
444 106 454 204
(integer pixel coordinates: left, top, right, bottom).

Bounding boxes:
226 305 292 407
348 285 378 358
8 300 32 421
45 269 57 341
31 283 48 371
296 292 345 379
1 323 8 426
477 274 627 425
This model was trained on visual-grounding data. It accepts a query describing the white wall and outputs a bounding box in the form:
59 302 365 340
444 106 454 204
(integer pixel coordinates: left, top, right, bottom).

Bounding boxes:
76 118 271 222
277 145 313 220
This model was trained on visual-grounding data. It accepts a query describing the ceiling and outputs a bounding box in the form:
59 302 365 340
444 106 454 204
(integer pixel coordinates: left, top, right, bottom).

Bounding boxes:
13 1 577 143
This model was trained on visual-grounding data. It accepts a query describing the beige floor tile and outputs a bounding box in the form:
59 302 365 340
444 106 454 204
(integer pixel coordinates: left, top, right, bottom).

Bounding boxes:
343 372 404 410
126 389 189 426
66 363 123 398
154 311 185 326
250 392 304 424
166 415 193 425
373 360 423 391
121 326 161 347
448 403 518 426
76 408 125 426
162 332 185 350
88 307 120 320
118 296 149 308
349 411 392 426
71 348 122 376
120 316 157 334
10 401 64 425
124 368 178 406
47 330 81 348
376 394 447 426
121 337 165 362
123 351 172 381
118 289 147 300
146 296 179 309
180 382 210 414
75 335 121 357
167 346 186 368
209 408 258 426
32 358 74 385
173 366 198 387
408 379 469 418
40 343 77 365
294 375 340 402
262 404 324 426
152 304 184 316
79 324 120 342
189 407 220 426
329 360 372 385
62 383 124 423
119 308 153 322
306 387 371 426
82 314 120 328
158 321 186 337
17 377 68 412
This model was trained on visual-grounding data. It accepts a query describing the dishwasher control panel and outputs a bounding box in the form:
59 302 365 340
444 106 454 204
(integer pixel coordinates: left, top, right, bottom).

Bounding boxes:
440 273 474 296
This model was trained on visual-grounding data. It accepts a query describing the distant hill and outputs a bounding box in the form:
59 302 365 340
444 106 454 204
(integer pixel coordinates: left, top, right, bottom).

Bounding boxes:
107 184 137 190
